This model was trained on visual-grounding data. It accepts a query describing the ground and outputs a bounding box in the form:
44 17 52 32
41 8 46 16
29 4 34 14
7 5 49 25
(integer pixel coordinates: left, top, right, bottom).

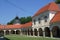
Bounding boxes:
4 35 60 40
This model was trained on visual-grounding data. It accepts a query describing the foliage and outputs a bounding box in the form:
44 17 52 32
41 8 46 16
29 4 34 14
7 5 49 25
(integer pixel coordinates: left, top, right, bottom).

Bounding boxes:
55 0 60 4
7 16 32 24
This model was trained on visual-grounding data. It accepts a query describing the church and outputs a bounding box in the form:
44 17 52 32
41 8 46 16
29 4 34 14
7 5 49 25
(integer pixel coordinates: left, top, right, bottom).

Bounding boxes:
0 2 60 38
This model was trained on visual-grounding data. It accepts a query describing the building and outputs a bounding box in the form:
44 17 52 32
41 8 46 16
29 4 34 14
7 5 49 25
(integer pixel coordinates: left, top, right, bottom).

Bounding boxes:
0 16 32 36
0 2 60 38
32 2 60 38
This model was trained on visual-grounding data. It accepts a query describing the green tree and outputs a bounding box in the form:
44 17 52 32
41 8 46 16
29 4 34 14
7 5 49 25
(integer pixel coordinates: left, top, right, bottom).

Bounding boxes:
55 0 60 4
7 16 32 25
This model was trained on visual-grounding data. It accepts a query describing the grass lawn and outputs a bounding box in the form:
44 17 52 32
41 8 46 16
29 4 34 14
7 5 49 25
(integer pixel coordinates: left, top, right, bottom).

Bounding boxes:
5 35 60 40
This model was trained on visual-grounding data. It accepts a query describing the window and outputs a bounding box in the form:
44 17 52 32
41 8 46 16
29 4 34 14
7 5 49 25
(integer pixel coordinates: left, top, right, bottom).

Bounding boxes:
38 18 41 24
44 16 47 19
34 20 36 25
45 19 47 22
44 16 47 22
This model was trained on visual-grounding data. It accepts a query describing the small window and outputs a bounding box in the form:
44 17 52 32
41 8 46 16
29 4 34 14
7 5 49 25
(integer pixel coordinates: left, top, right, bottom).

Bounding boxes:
38 18 41 24
44 16 47 22
34 20 36 25
44 16 47 19
45 19 47 22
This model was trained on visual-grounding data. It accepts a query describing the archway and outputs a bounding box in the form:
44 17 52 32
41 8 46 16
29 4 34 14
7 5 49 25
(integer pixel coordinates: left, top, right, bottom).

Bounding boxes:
38 28 43 36
16 30 20 34
0 30 4 36
44 27 50 37
30 29 33 36
6 30 9 35
11 30 15 34
27 29 30 35
52 26 60 37
34 29 38 36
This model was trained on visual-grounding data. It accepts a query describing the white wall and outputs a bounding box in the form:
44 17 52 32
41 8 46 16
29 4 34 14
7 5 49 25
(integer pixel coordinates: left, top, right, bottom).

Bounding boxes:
49 11 56 21
32 11 50 29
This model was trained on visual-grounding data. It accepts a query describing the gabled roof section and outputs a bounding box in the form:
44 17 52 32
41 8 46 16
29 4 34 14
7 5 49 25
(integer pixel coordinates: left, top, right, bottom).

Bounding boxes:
33 2 59 17
51 11 60 23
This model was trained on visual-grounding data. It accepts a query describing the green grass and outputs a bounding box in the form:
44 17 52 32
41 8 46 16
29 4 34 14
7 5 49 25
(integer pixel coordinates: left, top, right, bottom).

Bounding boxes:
5 35 60 40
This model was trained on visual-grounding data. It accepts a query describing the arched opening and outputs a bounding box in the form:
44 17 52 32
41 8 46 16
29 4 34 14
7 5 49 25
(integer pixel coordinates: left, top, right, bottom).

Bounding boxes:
30 29 33 36
38 28 43 36
45 27 50 37
16 30 20 34
23 30 27 35
34 29 38 36
52 26 60 37
27 29 30 35
6 30 9 35
0 30 4 36
11 30 15 34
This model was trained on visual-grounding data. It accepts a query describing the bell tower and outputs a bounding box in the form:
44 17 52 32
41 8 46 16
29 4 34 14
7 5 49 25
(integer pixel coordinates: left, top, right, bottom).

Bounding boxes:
13 16 20 25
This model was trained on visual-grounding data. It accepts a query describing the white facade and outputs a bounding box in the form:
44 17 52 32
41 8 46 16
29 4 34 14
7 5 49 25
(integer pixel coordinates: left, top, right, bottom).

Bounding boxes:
32 10 56 31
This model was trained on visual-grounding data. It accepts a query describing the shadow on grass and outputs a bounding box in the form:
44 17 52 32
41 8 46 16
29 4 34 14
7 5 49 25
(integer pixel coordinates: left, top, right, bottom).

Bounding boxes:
4 37 10 40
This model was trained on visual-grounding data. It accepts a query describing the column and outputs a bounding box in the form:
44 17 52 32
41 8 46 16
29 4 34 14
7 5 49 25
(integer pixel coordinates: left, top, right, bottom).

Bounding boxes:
27 29 28 36
20 29 22 35
50 31 53 38
43 31 45 37
29 29 31 36
33 29 35 36
9 30 11 35
14 30 16 34
37 28 39 36
4 30 6 35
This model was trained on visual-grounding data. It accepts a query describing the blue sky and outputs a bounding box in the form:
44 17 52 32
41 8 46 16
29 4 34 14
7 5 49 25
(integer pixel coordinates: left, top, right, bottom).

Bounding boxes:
0 0 54 24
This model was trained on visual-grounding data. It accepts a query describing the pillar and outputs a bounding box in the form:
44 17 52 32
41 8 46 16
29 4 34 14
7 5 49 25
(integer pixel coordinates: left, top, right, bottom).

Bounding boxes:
9 30 11 35
4 30 6 35
43 31 45 37
37 28 39 36
33 29 35 36
50 31 53 38
14 30 16 34
20 29 22 35
27 29 28 36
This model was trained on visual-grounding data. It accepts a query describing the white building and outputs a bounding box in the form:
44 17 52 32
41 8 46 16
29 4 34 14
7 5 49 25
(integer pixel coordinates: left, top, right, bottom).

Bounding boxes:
32 2 60 38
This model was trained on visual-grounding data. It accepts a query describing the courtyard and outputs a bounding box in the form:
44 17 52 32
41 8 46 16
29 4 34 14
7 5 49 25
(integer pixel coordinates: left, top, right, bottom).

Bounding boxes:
4 35 60 40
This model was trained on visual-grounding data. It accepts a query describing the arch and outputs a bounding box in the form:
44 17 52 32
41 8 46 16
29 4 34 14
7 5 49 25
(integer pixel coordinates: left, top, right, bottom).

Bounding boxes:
34 29 38 36
6 30 9 35
16 30 20 34
52 26 60 37
11 30 15 34
30 29 33 36
0 30 4 36
27 29 30 35
38 28 43 36
23 30 27 35
44 27 50 37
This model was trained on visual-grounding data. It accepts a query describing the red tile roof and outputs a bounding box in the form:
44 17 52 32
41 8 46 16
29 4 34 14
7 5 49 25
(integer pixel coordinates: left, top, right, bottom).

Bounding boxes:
4 24 22 29
51 11 60 23
33 2 59 17
0 25 4 30
22 22 32 28
0 22 32 30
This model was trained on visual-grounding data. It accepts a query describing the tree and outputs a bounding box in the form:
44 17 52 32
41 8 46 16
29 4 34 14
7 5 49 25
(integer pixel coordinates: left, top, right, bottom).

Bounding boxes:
7 16 32 25
55 0 60 4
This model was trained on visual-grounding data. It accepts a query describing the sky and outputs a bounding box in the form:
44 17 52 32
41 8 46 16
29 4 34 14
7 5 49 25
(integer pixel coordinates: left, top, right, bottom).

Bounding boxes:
0 0 54 24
